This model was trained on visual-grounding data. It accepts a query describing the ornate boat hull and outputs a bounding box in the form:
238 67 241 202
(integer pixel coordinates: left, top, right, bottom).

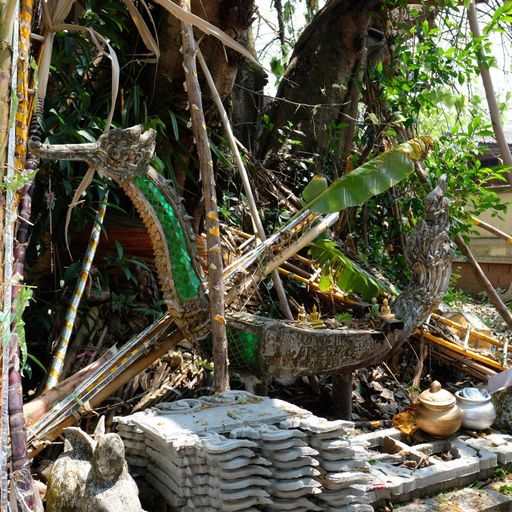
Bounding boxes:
225 311 392 377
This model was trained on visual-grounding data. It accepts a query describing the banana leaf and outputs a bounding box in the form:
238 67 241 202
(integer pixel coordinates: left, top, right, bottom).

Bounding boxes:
305 137 432 214
311 237 397 301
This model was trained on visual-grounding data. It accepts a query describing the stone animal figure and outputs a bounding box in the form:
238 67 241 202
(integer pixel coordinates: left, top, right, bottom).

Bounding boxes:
45 418 143 512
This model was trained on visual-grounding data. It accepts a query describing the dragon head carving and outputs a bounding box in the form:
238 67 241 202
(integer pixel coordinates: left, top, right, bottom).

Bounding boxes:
96 126 156 180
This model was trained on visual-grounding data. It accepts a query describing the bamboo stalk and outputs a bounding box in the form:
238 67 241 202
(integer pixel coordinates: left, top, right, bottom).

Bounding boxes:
197 50 293 321
468 2 512 185
226 213 339 303
470 215 512 244
45 191 109 391
0 0 17 502
27 313 174 454
455 233 512 329
8 6 40 507
429 347 495 381
427 341 498 380
180 4 229 392
0 0 17 168
431 312 504 349
28 327 183 458
264 213 340 276
419 330 506 371
23 350 114 424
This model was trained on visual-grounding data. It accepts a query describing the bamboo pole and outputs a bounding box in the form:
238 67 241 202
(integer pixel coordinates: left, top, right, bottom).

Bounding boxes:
470 215 512 244
0 0 17 321
0 0 18 502
197 50 293 321
0 0 17 168
226 213 339 303
419 330 505 371
44 190 109 391
1 1 17 506
431 312 504 349
468 2 512 185
23 350 113 424
180 3 229 392
428 343 496 381
28 329 183 458
455 233 512 329
264 213 340 276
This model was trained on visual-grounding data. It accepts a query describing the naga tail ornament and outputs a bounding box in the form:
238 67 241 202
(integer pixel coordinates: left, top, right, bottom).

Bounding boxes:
29 126 210 341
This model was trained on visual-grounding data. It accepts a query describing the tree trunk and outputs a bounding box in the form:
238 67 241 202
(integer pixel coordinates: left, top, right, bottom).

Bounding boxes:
257 0 382 159
155 0 255 106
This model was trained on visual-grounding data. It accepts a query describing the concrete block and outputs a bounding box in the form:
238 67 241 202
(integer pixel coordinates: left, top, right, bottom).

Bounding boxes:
460 431 512 465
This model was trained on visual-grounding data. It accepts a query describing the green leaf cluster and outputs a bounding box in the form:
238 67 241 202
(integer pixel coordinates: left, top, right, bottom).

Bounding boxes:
310 236 396 302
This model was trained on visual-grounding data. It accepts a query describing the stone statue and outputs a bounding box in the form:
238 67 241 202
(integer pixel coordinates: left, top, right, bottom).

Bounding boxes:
297 304 308 324
379 298 395 320
371 297 380 317
308 304 325 329
45 417 144 512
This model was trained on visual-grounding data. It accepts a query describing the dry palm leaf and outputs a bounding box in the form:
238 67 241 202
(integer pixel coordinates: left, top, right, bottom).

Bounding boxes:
121 0 160 61
154 0 259 66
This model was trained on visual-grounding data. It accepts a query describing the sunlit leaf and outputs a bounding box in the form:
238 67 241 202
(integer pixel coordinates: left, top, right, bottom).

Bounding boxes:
305 138 432 214
301 175 328 203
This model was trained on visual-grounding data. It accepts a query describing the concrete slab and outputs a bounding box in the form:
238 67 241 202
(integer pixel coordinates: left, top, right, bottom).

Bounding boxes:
459 431 512 466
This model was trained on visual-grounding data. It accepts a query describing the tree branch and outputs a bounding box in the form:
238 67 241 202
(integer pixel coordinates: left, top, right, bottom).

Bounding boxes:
180 1 229 392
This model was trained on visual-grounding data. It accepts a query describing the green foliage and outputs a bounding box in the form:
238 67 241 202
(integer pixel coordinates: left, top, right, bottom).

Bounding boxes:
301 174 328 203
424 130 509 236
10 286 35 376
493 467 511 480
443 287 473 308
345 3 511 288
105 240 151 286
270 53 288 85
196 358 214 372
310 235 396 301
335 312 352 324
304 141 428 214
0 169 37 192
499 484 512 496
484 2 512 34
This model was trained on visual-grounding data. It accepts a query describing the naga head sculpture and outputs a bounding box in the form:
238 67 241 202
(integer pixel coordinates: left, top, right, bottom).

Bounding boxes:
96 125 156 180
29 125 156 181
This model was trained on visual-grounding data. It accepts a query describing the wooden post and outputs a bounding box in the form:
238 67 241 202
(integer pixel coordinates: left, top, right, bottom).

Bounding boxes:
332 372 353 420
455 233 512 330
180 1 229 392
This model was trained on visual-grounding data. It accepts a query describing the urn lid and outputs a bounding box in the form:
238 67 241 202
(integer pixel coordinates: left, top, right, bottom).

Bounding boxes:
456 387 491 402
419 381 456 408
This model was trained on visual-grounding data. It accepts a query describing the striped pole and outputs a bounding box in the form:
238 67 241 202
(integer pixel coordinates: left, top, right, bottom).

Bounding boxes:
44 190 109 391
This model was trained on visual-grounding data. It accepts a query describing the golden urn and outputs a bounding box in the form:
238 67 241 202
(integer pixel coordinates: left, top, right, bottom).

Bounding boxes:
416 381 462 437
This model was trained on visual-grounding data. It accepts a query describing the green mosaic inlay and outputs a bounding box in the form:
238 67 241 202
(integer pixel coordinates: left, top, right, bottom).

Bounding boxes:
205 326 259 368
227 326 259 367
135 175 200 302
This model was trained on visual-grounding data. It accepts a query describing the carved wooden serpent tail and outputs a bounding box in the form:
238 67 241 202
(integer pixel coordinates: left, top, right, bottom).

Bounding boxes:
29 126 210 341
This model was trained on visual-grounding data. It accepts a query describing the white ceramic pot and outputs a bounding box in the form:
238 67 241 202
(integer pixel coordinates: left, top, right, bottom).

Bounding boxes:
455 388 496 431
